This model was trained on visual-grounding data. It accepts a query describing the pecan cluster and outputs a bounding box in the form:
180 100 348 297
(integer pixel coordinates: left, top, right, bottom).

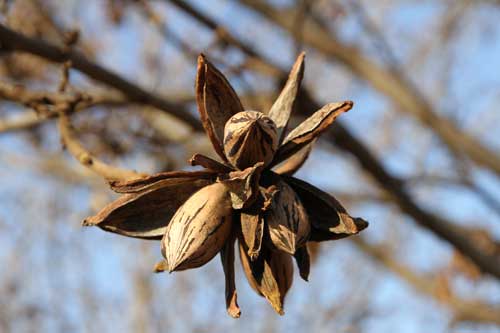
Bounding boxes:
84 53 368 317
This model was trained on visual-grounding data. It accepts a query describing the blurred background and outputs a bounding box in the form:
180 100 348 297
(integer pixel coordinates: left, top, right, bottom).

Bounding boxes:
0 0 500 332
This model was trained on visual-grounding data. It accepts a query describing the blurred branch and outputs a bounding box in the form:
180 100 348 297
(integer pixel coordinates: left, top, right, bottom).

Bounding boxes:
0 81 127 133
408 173 500 218
164 0 500 279
348 0 400 69
137 0 199 60
0 23 202 130
236 0 500 176
291 0 312 56
58 111 144 181
166 0 281 77
354 238 500 325
327 123 500 279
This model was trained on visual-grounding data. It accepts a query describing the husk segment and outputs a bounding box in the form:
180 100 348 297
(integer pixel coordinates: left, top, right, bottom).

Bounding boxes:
189 153 232 173
196 54 244 162
240 207 264 261
161 182 233 271
220 162 264 210
239 243 293 315
267 52 305 144
293 245 311 281
220 232 241 318
273 141 314 176
109 170 216 193
282 175 368 241
265 179 310 255
272 101 353 166
83 172 216 239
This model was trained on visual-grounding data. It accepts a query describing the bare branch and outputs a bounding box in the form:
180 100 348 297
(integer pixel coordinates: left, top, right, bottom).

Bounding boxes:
327 122 500 279
58 111 144 181
0 81 127 133
0 23 202 130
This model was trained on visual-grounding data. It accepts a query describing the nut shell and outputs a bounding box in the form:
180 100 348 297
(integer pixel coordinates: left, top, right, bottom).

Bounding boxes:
223 111 278 169
161 182 233 271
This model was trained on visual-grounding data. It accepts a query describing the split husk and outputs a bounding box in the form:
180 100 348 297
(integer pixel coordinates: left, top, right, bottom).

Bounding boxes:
265 179 310 254
83 171 216 239
196 54 243 162
220 233 241 318
282 175 368 241
239 243 293 315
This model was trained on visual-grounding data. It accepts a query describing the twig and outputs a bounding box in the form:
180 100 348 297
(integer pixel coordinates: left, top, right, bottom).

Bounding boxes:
0 23 202 131
0 82 128 133
58 60 72 92
327 123 500 279
58 110 144 181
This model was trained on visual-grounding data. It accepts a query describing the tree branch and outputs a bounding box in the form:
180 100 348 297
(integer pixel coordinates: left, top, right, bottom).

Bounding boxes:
0 23 202 130
0 81 127 133
58 111 144 181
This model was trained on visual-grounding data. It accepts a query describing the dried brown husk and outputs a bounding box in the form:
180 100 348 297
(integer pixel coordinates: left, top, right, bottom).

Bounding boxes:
109 170 217 193
267 52 305 143
189 153 232 173
220 233 241 318
83 172 216 239
161 182 233 271
293 245 311 281
223 111 278 169
238 240 261 295
220 162 264 210
196 54 243 162
273 141 314 176
272 101 353 166
282 175 368 241
260 184 279 211
240 207 264 261
265 179 310 254
239 243 293 315
270 251 294 301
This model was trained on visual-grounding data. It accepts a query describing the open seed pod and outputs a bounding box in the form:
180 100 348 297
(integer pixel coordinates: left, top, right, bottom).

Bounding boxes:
83 171 217 239
84 51 368 318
